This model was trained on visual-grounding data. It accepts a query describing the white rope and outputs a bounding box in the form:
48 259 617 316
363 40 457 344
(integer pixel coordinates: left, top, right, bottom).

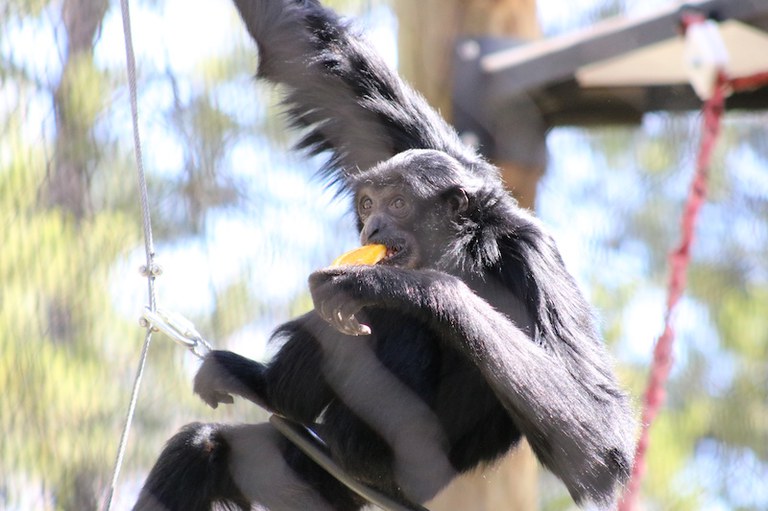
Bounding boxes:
104 1 157 508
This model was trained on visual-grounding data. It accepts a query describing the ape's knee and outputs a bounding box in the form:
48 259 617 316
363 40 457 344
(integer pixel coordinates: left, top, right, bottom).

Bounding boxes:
133 422 249 511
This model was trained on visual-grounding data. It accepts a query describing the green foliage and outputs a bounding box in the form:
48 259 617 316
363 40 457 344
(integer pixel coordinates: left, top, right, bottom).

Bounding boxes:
3 0 47 18
210 278 262 339
0 142 142 508
716 287 768 358
58 53 108 133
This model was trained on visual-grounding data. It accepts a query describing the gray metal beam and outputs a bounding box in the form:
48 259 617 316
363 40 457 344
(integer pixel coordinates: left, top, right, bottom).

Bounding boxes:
481 0 768 97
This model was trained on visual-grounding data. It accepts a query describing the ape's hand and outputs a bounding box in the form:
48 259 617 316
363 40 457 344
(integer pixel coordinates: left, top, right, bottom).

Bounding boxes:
309 266 387 336
309 265 460 336
193 351 237 408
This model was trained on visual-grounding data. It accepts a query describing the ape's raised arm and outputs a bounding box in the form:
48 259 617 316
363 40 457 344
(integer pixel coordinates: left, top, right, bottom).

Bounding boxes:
232 0 481 188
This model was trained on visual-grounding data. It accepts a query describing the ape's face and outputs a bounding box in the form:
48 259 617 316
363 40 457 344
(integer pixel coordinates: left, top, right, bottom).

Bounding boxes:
354 182 470 271
352 150 473 271
355 184 423 269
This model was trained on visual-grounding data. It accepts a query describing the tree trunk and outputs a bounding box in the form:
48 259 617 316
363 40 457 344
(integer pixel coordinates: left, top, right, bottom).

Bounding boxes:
394 0 544 509
47 0 109 219
47 1 109 507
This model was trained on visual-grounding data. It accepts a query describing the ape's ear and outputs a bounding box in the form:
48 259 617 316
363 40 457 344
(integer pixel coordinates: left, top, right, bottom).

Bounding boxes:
445 187 469 215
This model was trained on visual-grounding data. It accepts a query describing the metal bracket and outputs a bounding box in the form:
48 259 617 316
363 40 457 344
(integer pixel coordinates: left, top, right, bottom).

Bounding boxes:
141 308 212 359
453 37 549 168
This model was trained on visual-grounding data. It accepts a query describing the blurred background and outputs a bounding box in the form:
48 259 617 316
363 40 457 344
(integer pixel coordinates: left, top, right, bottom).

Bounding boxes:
1 0 766 510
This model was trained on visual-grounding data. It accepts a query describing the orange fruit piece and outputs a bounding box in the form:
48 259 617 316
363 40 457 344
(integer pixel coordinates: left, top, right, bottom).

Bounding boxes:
330 244 387 267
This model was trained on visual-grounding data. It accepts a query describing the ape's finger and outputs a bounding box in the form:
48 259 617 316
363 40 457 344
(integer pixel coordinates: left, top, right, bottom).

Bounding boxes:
319 301 333 324
346 314 371 336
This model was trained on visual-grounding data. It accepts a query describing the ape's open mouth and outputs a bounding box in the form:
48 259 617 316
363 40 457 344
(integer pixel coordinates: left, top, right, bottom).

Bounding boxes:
380 244 410 267
384 246 399 261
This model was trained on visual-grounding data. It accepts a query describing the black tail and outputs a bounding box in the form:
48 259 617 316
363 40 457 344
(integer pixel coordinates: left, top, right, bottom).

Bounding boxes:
231 0 483 189
133 423 249 511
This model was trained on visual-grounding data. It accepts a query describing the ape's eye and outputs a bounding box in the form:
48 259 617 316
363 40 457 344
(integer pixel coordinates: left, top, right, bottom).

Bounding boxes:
391 197 405 209
359 197 373 213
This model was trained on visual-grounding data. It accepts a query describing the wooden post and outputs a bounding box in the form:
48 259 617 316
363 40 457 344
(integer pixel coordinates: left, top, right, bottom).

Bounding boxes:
394 0 545 509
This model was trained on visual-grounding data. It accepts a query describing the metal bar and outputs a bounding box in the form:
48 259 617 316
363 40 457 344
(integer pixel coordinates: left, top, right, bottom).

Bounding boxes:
270 415 430 511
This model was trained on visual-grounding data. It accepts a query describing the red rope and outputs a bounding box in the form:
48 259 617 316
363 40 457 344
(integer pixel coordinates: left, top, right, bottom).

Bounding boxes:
617 72 726 511
617 61 768 509
728 71 768 93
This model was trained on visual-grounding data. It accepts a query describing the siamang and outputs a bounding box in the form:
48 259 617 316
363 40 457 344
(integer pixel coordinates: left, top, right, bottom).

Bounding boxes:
134 0 636 510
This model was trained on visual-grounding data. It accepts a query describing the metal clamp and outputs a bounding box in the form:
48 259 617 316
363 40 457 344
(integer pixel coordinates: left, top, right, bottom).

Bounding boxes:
141 308 212 359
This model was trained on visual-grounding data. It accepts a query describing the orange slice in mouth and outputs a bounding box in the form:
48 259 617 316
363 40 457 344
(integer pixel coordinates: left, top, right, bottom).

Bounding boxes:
330 244 388 267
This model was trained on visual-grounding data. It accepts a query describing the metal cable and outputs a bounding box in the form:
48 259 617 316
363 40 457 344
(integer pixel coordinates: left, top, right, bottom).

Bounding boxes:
104 0 157 508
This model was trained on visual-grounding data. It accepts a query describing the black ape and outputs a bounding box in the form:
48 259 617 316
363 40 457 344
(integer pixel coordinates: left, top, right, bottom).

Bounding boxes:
134 1 636 510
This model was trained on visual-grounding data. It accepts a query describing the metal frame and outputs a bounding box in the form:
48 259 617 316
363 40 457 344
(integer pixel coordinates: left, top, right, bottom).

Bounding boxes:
453 0 768 159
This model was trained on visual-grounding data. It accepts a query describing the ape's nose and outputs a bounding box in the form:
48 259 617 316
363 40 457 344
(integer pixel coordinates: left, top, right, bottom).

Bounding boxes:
360 215 384 244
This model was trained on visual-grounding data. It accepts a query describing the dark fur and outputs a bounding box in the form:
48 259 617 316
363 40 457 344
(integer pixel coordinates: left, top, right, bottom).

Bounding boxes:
133 423 249 511
135 1 636 509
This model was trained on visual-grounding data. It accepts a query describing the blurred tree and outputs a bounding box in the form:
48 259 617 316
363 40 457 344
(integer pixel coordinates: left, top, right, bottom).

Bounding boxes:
47 0 109 219
1 1 134 508
0 0 259 508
